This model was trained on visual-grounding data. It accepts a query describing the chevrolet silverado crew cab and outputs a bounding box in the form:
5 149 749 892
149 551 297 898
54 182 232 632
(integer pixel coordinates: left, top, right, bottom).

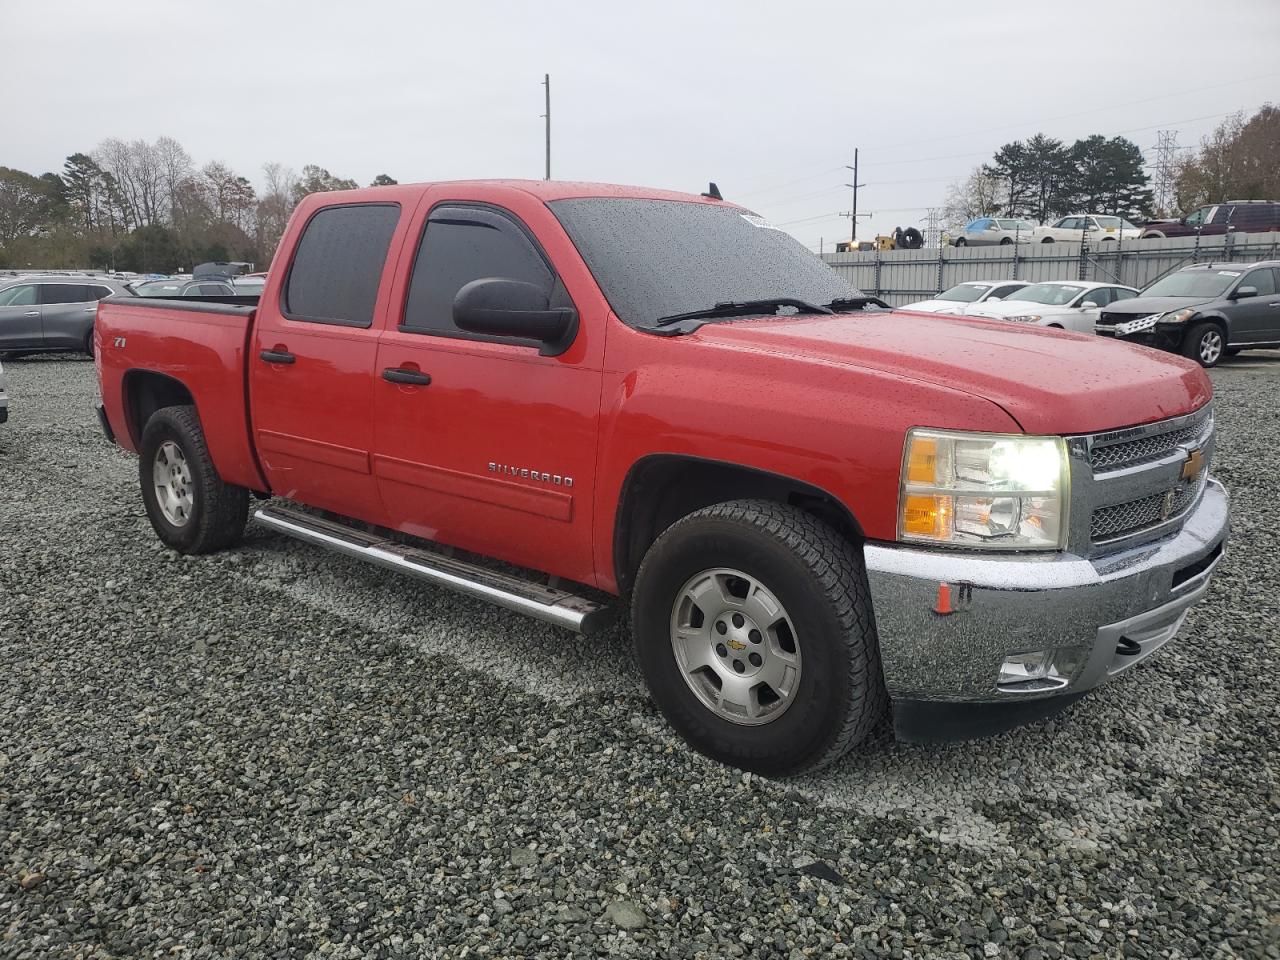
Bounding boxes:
95 180 1229 776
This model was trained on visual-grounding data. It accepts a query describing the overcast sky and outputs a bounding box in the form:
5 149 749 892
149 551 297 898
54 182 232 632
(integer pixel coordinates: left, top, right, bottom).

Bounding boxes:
8 0 1279 249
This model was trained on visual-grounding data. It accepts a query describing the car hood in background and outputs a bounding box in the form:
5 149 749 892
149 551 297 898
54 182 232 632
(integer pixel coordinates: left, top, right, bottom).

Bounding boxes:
691 310 1210 435
1101 296 1216 317
965 298 1074 319
897 299 967 314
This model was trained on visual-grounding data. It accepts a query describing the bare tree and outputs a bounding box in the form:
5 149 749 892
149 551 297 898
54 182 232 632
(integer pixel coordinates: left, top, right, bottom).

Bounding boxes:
256 163 300 261
941 167 1006 235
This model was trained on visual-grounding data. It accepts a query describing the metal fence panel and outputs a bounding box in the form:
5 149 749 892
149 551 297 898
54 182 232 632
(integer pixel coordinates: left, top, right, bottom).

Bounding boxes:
822 231 1280 306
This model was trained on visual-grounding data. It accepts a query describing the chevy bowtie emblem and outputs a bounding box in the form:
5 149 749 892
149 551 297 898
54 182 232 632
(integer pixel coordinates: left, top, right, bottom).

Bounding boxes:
1181 447 1205 482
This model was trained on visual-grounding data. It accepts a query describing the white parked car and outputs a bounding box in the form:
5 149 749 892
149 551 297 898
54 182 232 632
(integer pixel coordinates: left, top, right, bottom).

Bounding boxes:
901 280 1030 314
966 280 1139 334
1033 215 1142 244
951 217 1037 247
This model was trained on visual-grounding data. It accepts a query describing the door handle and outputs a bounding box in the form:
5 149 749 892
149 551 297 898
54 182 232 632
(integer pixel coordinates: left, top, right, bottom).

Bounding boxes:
24 310 39 317
259 349 295 364
83 306 96 313
381 367 432 386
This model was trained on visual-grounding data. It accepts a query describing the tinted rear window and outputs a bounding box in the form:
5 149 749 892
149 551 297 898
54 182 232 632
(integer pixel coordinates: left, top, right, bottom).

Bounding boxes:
284 204 400 326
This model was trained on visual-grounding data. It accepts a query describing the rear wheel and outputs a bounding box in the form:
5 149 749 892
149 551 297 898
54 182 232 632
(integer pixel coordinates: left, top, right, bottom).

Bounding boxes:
84 330 95 358
631 499 886 777
139 405 248 553
954 238 967 247
1182 322 1225 368
999 237 1013 245
1041 237 1055 244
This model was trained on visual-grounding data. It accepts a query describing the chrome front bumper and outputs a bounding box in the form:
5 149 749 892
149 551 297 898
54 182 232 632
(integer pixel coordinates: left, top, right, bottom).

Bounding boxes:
864 478 1229 702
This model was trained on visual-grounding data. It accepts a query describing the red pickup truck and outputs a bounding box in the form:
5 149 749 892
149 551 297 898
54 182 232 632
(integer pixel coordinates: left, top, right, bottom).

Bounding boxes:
95 180 1229 775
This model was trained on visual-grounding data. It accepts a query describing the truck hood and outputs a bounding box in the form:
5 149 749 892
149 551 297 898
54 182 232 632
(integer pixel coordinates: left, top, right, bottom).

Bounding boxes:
690 310 1210 435
1101 295 1215 317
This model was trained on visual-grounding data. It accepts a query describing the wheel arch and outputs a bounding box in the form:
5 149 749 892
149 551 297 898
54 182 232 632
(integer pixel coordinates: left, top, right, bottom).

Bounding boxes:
612 454 866 594
121 369 196 448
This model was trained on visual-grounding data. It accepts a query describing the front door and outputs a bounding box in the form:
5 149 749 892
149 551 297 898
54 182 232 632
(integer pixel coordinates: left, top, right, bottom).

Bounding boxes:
1229 266 1280 345
249 200 407 523
0 283 43 350
371 198 604 586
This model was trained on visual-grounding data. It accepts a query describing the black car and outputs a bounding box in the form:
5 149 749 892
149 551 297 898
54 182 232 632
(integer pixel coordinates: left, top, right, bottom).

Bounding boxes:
1095 261 1280 367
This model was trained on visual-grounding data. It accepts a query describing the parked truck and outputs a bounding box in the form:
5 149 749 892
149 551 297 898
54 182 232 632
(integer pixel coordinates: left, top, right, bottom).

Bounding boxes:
95 180 1229 776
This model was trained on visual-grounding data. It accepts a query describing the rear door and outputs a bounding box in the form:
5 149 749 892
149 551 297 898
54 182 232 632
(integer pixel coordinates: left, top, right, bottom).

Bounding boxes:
1228 266 1280 344
0 283 42 348
370 196 604 585
249 200 409 523
40 283 106 350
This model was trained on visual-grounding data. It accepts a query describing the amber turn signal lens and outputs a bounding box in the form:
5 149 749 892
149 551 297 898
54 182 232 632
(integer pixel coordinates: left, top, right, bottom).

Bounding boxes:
906 437 938 485
902 494 951 537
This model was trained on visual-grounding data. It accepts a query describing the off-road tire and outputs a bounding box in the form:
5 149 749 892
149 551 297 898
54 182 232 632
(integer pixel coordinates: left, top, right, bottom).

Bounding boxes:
631 499 887 777
1182 322 1225 368
139 405 248 553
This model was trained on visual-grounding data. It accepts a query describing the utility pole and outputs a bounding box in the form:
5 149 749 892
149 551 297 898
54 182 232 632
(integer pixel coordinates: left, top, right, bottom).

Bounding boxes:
542 74 551 180
843 149 869 244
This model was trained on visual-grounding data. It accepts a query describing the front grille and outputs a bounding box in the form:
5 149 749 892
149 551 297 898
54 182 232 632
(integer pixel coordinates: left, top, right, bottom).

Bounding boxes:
1075 405 1215 550
1090 406 1212 472
1091 472 1207 541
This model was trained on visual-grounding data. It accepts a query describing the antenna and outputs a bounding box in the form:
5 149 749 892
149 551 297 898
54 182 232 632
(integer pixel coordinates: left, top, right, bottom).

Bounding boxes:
701 182 723 200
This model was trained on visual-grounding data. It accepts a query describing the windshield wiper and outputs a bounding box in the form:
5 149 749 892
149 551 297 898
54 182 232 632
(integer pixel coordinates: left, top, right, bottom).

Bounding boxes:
654 298 833 327
825 296 890 311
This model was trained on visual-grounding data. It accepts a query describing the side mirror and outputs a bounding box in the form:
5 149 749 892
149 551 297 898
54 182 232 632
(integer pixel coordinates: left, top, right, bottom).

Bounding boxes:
986 296 1002 302
1231 285 1258 300
987 224 1000 231
453 278 577 355
1081 300 1100 309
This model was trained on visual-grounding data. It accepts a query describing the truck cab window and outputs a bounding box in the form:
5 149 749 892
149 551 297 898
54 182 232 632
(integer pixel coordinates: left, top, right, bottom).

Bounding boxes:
401 207 554 337
284 203 400 327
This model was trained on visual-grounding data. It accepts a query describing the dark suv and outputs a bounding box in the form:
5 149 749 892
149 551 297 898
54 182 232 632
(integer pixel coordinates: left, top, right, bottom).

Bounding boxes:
1140 200 1280 239
1095 260 1280 367
0 276 131 358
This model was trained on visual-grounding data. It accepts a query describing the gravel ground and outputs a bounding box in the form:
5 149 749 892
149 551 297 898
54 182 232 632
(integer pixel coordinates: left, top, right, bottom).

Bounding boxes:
1 354 1277 959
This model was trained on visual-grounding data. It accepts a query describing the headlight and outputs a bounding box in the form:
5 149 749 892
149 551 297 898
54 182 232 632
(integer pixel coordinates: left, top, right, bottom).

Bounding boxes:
899 429 1070 550
1159 308 1196 325
1004 314 1042 323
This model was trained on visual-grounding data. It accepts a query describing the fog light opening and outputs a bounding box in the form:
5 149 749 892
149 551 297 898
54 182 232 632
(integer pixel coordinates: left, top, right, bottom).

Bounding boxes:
996 649 1076 693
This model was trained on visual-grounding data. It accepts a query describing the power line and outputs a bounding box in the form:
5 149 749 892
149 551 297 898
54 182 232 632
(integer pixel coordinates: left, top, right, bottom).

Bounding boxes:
730 74 1275 202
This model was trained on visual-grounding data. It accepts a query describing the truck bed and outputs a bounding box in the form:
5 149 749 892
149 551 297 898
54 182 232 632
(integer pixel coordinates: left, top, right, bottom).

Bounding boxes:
96 297 266 491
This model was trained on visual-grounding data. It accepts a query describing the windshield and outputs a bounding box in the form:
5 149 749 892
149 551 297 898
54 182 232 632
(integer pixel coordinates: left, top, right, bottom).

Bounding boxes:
1010 283 1085 306
936 283 991 303
549 198 858 327
1142 269 1238 299
996 220 1033 232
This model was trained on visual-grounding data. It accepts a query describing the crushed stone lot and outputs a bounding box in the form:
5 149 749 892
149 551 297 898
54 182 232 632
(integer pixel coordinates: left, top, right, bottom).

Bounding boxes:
1 354 1278 959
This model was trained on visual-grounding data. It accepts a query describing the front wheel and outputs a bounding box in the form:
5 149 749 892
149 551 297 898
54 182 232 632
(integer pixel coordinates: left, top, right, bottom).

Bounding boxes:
954 238 967 247
1041 236 1055 244
631 500 886 776
1182 322 1225 368
139 405 249 553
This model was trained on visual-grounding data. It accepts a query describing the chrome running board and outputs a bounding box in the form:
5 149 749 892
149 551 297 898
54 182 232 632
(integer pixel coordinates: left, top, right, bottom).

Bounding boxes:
252 505 614 635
